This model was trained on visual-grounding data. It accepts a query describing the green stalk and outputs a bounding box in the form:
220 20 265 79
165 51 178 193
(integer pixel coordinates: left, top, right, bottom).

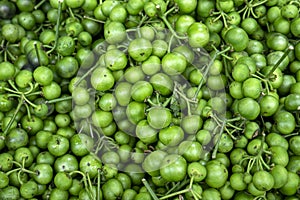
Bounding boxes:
192 46 231 100
142 178 159 200
6 50 16 61
247 157 256 173
34 42 41 66
86 173 95 200
34 0 47 9
160 177 194 200
97 169 101 200
5 168 20 176
173 84 196 116
83 16 106 24
2 99 23 136
68 7 75 18
164 177 189 196
212 121 226 159
17 170 24 185
74 65 98 87
23 96 38 108
159 14 188 40
265 45 294 78
47 0 63 54
45 96 72 104
159 188 190 200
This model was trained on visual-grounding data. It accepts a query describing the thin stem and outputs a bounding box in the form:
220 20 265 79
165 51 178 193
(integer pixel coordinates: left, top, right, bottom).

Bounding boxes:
8 80 20 92
226 122 243 131
34 42 41 66
24 103 32 120
142 178 159 200
23 82 35 95
164 6 177 16
238 5 248 14
211 114 223 127
220 11 228 28
22 158 26 169
4 87 21 95
193 68 209 100
97 169 101 200
21 168 36 175
257 132 266 157
159 15 188 40
11 161 22 169
223 57 234 82
17 170 24 185
264 45 294 78
4 49 7 62
138 15 149 28
47 1 62 54
86 187 95 200
257 158 263 171
189 176 194 188
6 50 16 61
83 16 106 24
224 126 237 140
68 7 75 18
2 99 23 136
251 73 265 81
34 24 44 33
253 195 267 200
23 96 38 108
74 65 98 87
226 117 241 122
212 121 226 159
6 168 21 176
69 170 86 178
34 0 47 9
191 190 201 200
239 156 251 167
86 173 93 193
74 13 83 20
192 46 231 100
0 39 5 47
45 96 72 104
242 8 249 20
159 188 190 200
173 83 197 116
247 157 256 173
69 170 90 191
289 0 300 6
89 123 94 138
259 156 270 171
218 46 232 55
250 8 258 18
164 177 189 196
147 98 158 107
167 34 174 53
253 0 268 7
85 173 96 200
162 97 172 107
213 13 222 22
26 91 42 97
156 92 162 106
